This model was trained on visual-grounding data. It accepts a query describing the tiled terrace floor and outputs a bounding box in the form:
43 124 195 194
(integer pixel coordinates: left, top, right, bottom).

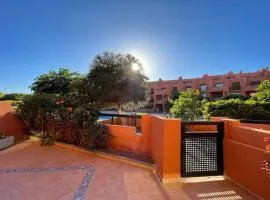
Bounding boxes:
0 139 258 200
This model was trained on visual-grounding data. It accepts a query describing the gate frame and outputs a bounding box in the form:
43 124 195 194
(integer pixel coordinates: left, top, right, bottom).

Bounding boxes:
181 121 224 177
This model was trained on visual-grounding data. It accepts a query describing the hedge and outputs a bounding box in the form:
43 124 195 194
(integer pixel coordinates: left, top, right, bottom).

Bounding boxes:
203 99 270 120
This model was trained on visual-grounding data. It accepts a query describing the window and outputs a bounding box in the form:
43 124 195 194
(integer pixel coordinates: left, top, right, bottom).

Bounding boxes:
150 88 154 94
156 95 163 101
200 84 207 92
232 82 240 90
250 80 261 86
215 83 224 89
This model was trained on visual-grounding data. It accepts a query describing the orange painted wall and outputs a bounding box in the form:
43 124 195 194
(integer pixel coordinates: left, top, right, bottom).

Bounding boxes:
106 115 151 155
0 101 14 115
241 123 270 131
100 117 142 128
224 120 270 199
106 115 181 182
0 101 29 140
151 116 181 181
189 125 217 132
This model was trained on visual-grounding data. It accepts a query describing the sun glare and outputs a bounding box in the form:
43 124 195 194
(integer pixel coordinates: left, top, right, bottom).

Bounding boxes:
130 50 149 73
132 63 139 71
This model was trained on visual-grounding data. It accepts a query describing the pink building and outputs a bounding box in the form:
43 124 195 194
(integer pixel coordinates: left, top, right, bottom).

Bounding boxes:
148 68 270 111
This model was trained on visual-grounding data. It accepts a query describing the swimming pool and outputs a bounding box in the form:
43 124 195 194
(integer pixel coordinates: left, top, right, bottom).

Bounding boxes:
97 116 111 121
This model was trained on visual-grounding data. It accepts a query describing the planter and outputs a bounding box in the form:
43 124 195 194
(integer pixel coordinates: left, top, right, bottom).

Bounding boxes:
0 136 14 150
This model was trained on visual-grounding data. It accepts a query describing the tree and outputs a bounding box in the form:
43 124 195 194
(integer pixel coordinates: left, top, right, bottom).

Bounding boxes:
0 92 4 99
170 90 202 120
30 68 81 94
255 80 270 102
87 52 148 111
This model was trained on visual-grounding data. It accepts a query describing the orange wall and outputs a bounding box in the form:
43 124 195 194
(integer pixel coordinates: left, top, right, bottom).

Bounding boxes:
151 116 181 182
0 101 14 116
106 115 181 182
106 115 151 155
223 120 270 199
99 117 141 128
241 123 270 131
0 101 29 140
189 125 217 132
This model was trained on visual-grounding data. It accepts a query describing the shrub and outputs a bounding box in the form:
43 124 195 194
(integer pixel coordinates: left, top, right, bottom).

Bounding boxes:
202 98 270 120
0 93 25 101
16 93 110 149
221 94 249 101
170 90 202 120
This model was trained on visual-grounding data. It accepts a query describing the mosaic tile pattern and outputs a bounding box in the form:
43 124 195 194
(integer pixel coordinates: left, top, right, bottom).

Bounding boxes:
0 165 94 200
73 168 94 200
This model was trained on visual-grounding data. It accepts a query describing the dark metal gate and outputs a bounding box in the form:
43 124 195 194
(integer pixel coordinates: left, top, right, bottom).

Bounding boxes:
181 121 224 177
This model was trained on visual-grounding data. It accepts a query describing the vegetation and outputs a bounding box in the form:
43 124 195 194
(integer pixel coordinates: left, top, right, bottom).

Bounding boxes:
221 94 248 101
0 92 4 99
202 80 270 120
16 51 148 149
30 68 82 94
169 80 270 121
170 90 202 120
0 93 25 101
87 52 148 111
202 98 270 120
254 80 270 102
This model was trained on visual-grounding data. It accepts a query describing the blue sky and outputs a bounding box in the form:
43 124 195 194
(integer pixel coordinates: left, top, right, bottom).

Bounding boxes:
1 0 270 93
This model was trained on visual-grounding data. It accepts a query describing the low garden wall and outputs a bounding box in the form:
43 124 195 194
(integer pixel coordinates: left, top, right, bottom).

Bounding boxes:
106 115 150 155
100 117 141 128
240 123 270 131
150 116 181 182
223 119 270 199
0 101 29 141
105 115 181 182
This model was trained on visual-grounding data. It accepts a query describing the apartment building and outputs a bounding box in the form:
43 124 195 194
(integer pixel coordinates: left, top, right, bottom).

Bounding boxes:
148 68 270 112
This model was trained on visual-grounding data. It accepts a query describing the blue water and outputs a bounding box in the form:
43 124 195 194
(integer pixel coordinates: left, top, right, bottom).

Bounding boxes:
98 116 111 121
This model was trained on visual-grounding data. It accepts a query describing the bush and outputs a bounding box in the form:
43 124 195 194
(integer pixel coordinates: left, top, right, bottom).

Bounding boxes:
221 94 249 101
170 90 202 120
16 93 109 149
0 93 25 101
202 98 270 120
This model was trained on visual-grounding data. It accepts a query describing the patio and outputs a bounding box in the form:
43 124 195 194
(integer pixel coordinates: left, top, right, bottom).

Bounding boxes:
0 139 258 200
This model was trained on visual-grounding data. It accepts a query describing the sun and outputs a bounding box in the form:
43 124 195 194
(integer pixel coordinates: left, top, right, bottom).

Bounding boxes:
131 51 149 73
132 63 139 71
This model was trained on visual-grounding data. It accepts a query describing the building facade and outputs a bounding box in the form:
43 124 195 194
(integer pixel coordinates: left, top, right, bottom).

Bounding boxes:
148 68 270 112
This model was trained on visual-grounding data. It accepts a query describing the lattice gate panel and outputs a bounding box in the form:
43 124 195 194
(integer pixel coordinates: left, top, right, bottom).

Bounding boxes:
181 122 224 177
185 136 217 173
